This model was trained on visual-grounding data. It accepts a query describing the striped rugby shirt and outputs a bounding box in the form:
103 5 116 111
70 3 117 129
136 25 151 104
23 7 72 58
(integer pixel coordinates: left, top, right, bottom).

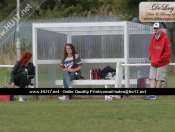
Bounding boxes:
60 54 82 73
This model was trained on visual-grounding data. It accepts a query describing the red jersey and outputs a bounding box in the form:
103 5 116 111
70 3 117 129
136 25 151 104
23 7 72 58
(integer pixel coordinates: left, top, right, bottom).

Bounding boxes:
149 31 171 68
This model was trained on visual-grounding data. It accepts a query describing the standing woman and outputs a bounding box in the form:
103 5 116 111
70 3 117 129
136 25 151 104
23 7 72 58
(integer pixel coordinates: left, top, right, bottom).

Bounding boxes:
58 44 82 100
10 52 35 101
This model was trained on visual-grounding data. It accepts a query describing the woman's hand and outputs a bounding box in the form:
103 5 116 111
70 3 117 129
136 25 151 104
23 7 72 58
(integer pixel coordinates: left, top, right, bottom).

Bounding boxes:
62 66 83 73
62 68 75 72
10 82 15 88
68 69 75 73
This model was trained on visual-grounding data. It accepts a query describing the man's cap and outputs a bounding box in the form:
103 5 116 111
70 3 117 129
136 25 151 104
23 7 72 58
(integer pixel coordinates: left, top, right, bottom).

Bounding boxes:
153 22 161 28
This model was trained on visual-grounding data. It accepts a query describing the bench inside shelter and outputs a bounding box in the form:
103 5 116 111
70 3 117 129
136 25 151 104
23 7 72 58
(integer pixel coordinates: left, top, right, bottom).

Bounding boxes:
55 59 138 88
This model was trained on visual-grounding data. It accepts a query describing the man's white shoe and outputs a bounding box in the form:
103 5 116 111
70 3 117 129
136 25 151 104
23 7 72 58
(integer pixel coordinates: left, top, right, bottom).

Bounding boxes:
58 95 69 100
19 97 24 101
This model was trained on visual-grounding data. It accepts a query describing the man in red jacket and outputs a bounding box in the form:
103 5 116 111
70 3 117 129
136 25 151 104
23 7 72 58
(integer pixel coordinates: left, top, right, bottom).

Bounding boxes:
149 22 171 89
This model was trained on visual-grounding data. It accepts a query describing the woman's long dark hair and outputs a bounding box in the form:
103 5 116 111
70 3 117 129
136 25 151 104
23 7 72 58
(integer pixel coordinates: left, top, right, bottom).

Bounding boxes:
17 52 32 68
63 44 77 66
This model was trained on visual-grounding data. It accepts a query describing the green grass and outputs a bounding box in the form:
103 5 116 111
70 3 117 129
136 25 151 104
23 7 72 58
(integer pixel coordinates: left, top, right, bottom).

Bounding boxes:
0 68 11 87
167 73 175 88
0 96 175 132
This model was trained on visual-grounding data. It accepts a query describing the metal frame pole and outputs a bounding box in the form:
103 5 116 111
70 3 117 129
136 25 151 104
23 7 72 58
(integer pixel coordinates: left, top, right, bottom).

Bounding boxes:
16 0 20 60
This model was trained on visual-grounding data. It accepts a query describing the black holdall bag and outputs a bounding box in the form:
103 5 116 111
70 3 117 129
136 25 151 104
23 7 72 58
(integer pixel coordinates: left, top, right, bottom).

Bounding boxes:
100 66 116 79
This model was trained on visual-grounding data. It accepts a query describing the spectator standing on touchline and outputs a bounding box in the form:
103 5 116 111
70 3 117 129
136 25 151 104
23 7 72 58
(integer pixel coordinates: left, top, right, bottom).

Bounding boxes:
149 22 171 88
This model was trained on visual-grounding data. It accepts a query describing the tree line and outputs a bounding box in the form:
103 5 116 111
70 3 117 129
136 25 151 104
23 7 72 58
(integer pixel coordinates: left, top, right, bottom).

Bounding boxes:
0 0 174 21
0 0 175 60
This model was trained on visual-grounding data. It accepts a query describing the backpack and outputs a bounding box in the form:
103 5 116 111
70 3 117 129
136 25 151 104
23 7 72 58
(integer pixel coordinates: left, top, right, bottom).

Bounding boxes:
100 66 116 79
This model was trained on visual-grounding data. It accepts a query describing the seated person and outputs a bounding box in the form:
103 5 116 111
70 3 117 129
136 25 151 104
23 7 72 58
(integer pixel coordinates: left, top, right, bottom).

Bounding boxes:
10 52 35 101
58 43 82 100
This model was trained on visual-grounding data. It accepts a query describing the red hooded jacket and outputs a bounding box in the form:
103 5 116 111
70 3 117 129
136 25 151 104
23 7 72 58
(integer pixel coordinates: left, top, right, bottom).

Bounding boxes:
149 31 171 68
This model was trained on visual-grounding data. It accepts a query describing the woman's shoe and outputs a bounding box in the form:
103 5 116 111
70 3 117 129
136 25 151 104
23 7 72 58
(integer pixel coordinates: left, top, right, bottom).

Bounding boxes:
58 95 69 101
19 96 24 101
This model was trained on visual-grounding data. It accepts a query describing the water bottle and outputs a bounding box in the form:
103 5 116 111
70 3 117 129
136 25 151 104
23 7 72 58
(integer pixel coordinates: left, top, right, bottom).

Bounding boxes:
94 69 98 80
25 68 28 74
137 70 141 79
23 68 28 75
90 69 94 80
97 69 101 79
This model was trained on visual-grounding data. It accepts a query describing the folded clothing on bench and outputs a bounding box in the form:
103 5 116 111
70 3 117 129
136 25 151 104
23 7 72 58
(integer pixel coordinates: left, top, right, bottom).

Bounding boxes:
75 72 85 80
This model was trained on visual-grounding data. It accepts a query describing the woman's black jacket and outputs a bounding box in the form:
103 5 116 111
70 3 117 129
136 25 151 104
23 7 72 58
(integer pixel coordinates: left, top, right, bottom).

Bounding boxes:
10 63 35 83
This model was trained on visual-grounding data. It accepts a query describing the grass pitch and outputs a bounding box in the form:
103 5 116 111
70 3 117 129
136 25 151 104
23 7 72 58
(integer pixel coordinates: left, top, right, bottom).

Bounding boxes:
0 96 175 132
